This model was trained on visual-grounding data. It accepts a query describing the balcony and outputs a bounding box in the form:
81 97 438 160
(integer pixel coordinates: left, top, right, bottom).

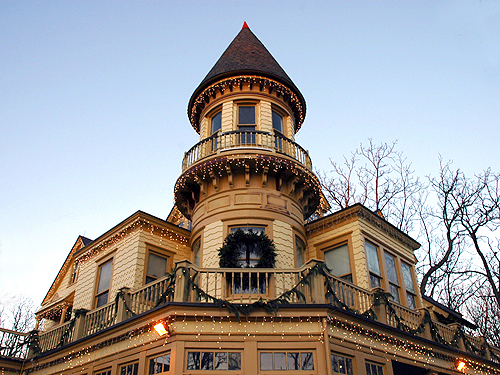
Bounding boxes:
181 131 312 172
9 260 500 363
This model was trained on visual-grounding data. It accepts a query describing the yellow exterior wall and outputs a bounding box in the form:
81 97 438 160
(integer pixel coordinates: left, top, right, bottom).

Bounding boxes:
273 220 294 268
202 220 224 267
260 100 272 133
221 101 233 133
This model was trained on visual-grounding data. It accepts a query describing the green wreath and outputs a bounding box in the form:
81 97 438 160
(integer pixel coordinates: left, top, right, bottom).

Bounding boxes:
218 229 277 268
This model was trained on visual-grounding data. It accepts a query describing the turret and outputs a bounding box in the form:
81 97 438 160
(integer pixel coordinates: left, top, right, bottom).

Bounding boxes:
174 24 321 268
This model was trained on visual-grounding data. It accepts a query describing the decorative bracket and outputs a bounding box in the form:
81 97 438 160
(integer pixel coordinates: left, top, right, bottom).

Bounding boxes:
262 166 269 187
209 170 219 192
226 166 233 188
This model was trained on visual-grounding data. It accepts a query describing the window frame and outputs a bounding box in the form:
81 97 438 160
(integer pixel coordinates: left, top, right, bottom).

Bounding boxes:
259 351 315 371
186 350 242 371
383 251 401 304
148 351 171 374
365 361 384 375
330 352 355 375
119 361 139 375
94 255 114 308
316 234 355 284
229 225 266 268
191 236 202 267
363 236 419 309
294 234 306 268
144 245 174 285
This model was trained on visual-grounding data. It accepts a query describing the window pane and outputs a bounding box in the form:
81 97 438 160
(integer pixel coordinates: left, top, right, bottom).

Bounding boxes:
384 253 398 284
149 359 155 375
96 291 109 308
366 363 372 375
296 237 305 267
228 353 241 370
331 354 338 372
147 253 168 280
339 356 346 374
370 274 381 288
201 352 213 370
156 356 163 373
407 293 416 309
274 352 286 370
324 244 350 277
97 260 113 294
366 242 380 275
272 111 283 132
239 106 255 124
164 354 171 371
212 111 222 133
192 238 201 266
260 353 273 371
287 353 300 370
401 262 415 292
346 358 353 375
301 352 314 370
214 353 227 370
389 283 400 303
187 352 200 370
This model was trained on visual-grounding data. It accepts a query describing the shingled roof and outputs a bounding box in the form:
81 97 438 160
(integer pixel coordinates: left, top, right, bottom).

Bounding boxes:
188 23 305 128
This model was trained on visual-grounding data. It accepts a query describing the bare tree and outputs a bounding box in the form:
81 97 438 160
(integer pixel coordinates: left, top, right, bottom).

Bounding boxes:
0 295 35 332
318 139 425 231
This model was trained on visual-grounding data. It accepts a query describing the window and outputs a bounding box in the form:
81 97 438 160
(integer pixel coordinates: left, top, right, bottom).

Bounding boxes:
331 353 353 375
230 226 265 268
384 253 400 303
149 353 171 374
272 110 284 150
260 351 314 371
120 362 139 375
95 259 113 308
324 244 352 283
237 105 256 144
365 362 383 375
402 262 416 309
71 261 79 284
366 242 382 288
211 111 222 150
95 370 111 375
192 237 201 267
146 252 170 284
295 236 306 268
186 351 241 370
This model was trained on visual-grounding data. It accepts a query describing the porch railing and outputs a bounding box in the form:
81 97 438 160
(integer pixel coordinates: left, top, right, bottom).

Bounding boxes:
181 131 312 172
29 260 500 361
0 328 28 359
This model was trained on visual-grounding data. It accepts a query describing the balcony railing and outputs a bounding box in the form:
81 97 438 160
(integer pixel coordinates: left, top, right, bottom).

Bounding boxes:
181 131 312 172
28 260 499 363
0 328 28 359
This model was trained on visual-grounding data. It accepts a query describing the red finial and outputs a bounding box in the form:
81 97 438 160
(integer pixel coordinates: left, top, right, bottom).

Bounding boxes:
242 21 249 29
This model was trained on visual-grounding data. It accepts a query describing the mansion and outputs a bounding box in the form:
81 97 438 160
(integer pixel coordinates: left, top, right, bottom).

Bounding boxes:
1 24 499 375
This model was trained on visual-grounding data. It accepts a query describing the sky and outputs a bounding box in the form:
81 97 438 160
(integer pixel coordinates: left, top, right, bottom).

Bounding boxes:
1 1 499 308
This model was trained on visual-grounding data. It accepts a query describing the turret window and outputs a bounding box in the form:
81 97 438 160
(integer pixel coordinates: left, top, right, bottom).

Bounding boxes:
272 110 284 150
238 105 255 125
384 253 400 303
402 262 416 309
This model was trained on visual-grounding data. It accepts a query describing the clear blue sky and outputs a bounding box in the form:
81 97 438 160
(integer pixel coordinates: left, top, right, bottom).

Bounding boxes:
1 1 499 306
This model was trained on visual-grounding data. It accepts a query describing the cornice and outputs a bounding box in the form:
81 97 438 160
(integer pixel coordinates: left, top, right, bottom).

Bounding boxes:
189 75 305 133
306 204 420 251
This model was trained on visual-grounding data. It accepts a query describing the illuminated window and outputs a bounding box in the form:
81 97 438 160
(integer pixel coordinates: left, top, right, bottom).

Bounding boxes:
120 362 138 375
146 252 170 284
260 351 314 371
324 244 352 283
366 242 382 288
187 351 241 370
95 259 113 308
149 353 170 374
365 362 383 375
384 252 400 303
331 353 353 374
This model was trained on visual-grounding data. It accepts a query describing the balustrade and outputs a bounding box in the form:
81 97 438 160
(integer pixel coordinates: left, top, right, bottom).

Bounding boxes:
182 131 312 172
0 328 28 359
25 260 499 362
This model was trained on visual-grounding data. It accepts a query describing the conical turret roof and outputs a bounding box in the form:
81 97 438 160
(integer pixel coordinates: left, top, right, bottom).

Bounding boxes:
188 24 306 131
